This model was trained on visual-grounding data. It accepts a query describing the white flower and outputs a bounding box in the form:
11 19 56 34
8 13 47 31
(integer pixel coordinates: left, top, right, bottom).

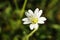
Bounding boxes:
22 8 47 30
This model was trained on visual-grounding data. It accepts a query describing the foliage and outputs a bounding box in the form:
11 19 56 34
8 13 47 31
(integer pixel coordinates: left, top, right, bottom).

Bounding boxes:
0 0 60 40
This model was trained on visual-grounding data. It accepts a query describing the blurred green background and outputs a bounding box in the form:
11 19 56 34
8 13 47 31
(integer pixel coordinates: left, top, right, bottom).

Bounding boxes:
0 0 60 40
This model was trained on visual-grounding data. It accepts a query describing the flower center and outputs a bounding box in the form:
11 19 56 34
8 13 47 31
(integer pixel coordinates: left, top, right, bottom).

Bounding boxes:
31 17 38 24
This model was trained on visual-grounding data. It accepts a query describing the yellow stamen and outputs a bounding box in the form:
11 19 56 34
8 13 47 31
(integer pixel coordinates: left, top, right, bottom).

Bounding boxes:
31 17 38 24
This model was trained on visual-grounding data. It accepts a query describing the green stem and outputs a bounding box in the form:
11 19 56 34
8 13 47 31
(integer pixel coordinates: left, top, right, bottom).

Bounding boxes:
22 28 38 40
22 0 27 11
27 28 38 38
21 0 27 18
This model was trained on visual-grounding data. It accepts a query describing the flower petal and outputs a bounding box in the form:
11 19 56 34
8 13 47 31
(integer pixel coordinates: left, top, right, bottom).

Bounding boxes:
38 20 44 24
23 21 30 24
22 18 29 21
34 8 43 17
28 10 33 14
22 18 31 24
39 17 46 21
38 17 46 24
30 24 38 30
25 10 33 17
38 10 43 17
25 12 30 17
34 8 39 14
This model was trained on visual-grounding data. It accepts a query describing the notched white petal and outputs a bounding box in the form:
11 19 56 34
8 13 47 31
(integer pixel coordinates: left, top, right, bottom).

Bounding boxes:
30 24 38 30
34 24 38 29
25 10 33 17
22 18 28 21
39 10 43 14
38 21 44 24
28 10 33 14
38 10 43 17
34 8 39 14
25 12 30 17
39 17 47 21
23 21 30 24
30 24 34 30
38 17 46 24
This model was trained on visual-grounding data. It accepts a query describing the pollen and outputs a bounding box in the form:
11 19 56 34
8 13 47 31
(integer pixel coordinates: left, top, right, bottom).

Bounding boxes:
31 17 38 24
